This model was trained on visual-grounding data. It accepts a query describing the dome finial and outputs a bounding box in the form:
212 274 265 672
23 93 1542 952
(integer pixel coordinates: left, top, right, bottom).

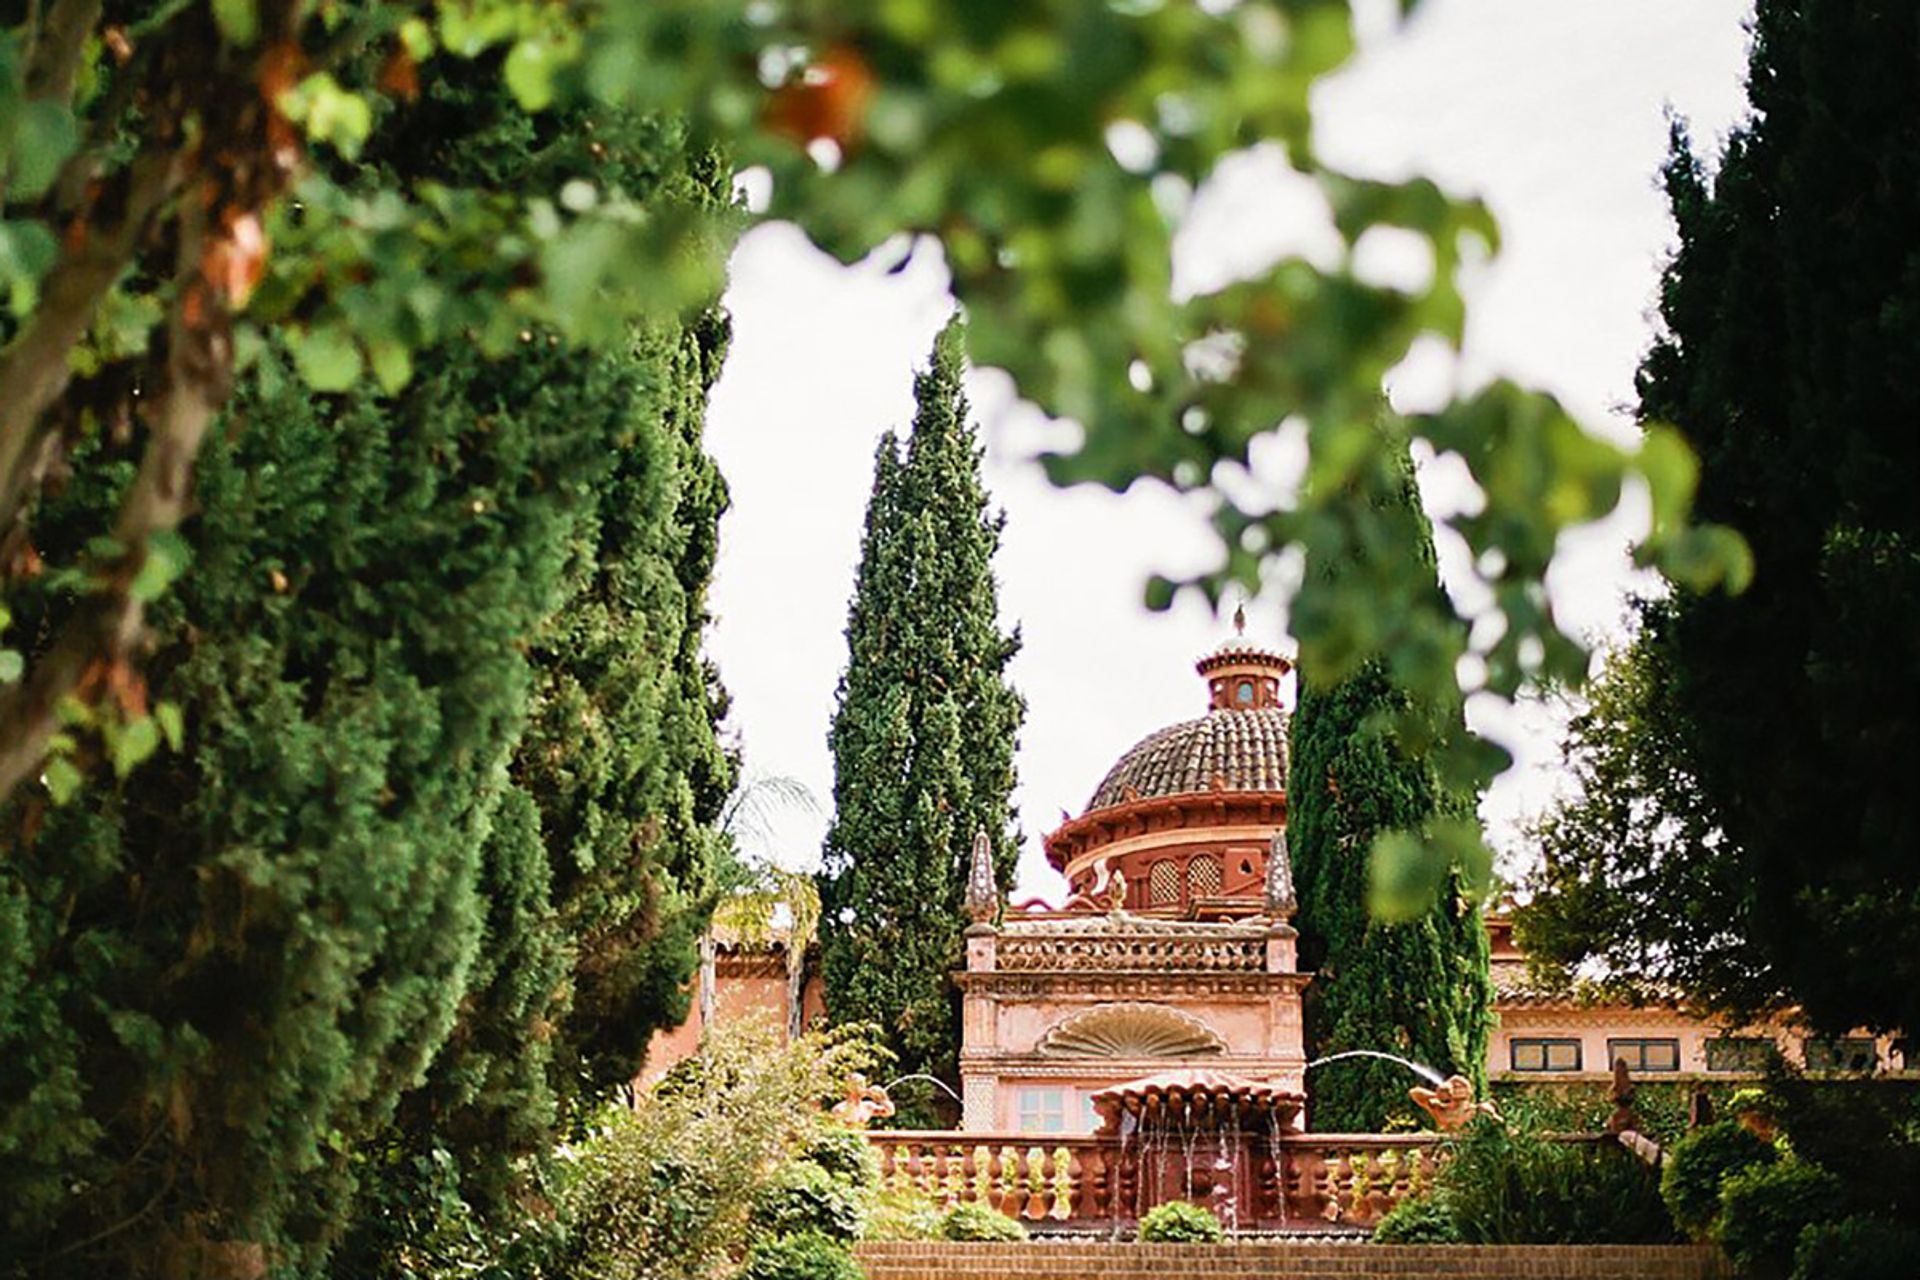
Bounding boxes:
1232 601 1246 636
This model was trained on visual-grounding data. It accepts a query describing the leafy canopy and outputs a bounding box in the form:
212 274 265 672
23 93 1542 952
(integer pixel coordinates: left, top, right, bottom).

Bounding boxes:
0 0 1750 911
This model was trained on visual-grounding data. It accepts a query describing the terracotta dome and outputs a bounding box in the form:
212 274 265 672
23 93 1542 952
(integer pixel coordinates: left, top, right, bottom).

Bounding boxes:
1085 706 1290 812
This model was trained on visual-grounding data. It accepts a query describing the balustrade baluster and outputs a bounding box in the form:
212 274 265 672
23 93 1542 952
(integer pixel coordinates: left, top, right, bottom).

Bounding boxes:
1024 1146 1048 1220
904 1143 925 1197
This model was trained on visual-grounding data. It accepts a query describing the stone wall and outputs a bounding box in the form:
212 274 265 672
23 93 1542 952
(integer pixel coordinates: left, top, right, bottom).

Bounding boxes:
855 1241 1733 1280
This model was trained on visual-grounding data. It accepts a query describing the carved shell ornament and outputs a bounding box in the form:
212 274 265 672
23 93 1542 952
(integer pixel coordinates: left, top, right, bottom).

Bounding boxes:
1037 1002 1228 1058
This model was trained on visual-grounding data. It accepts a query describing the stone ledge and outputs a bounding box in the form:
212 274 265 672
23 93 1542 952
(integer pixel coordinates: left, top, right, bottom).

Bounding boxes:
855 1241 1732 1280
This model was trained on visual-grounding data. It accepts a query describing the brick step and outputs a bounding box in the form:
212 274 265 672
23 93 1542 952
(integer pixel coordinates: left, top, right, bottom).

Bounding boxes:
855 1243 1732 1280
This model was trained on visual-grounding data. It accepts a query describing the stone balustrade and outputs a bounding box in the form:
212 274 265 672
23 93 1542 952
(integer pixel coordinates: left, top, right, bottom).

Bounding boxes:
867 1129 1600 1230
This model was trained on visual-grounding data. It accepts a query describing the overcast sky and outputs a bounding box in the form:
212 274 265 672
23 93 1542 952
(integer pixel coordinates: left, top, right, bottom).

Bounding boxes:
703 0 1756 899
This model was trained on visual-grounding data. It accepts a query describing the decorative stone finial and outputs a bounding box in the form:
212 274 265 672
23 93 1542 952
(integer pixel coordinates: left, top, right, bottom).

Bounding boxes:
1232 601 1246 635
965 827 999 926
1264 829 1297 921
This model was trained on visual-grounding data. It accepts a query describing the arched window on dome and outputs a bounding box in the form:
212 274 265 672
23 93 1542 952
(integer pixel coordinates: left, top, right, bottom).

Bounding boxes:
1187 855 1222 899
1148 859 1180 906
1235 679 1254 706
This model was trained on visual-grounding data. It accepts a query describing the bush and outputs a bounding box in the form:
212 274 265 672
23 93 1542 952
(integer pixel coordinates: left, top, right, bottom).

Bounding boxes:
1717 1162 1849 1278
1433 1120 1678 1245
752 1161 867 1243
937 1201 1028 1242
803 1125 881 1188
555 1022 883 1280
1792 1216 1920 1280
1372 1195 1461 1244
1137 1201 1225 1243
863 1189 946 1242
739 1232 863 1280
1662 1121 1779 1237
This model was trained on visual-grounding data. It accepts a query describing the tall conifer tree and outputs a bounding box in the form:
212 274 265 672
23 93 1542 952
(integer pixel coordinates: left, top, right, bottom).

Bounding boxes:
818 320 1023 1105
1288 441 1493 1132
0 79 734 1275
1523 0 1920 1040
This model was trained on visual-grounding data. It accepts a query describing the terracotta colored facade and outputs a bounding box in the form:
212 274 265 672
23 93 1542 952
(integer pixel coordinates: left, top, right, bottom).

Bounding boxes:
638 935 826 1089
644 634 1911 1117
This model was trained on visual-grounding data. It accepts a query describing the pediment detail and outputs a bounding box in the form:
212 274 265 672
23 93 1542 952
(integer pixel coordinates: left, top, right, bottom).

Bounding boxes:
1036 1002 1227 1058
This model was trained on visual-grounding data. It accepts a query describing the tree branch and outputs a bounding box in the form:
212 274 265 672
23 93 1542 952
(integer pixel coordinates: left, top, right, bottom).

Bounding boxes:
0 149 178 539
0 176 225 809
23 0 101 104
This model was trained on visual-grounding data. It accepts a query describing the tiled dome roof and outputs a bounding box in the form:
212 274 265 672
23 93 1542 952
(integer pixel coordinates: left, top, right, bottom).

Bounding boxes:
1085 706 1289 812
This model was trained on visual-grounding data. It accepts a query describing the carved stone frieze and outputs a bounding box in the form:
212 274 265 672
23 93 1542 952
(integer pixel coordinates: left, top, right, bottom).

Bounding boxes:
957 972 1307 999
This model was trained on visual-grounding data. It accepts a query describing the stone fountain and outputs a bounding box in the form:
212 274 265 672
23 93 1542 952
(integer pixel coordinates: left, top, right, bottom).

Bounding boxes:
1089 1068 1307 1230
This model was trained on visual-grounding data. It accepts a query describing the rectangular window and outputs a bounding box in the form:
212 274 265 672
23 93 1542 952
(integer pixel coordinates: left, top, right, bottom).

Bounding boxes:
1805 1038 1878 1073
1706 1037 1776 1073
1608 1038 1681 1073
1510 1038 1582 1072
1017 1088 1068 1133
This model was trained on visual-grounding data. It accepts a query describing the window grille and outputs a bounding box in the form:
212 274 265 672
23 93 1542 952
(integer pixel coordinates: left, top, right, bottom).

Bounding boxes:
1187 855 1222 898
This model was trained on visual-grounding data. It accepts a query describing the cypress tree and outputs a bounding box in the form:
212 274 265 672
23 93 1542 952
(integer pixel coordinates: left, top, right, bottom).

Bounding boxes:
0 80 734 1277
1289 442 1493 1132
818 320 1023 1111
1522 0 1920 1038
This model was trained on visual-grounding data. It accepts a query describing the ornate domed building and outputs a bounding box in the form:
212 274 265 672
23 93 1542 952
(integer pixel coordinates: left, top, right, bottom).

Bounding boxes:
956 628 1313 1135
1044 633 1293 918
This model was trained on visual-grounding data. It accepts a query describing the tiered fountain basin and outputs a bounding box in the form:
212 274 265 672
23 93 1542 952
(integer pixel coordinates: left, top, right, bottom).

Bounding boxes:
1088 1068 1306 1232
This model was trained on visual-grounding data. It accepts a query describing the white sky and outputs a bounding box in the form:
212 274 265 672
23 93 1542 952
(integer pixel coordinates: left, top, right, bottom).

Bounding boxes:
703 0 1755 900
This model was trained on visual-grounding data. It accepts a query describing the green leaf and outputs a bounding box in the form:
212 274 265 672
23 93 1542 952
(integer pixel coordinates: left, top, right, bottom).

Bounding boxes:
1367 829 1450 922
0 648 21 683
9 100 77 201
1636 423 1698 536
111 716 161 778
505 32 577 111
211 0 259 46
43 755 82 805
155 701 185 752
368 339 413 393
128 531 190 603
290 323 364 391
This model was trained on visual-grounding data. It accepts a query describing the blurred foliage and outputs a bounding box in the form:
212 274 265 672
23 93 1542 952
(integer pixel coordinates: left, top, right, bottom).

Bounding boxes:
0 0 1749 915
1289 430 1492 1127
